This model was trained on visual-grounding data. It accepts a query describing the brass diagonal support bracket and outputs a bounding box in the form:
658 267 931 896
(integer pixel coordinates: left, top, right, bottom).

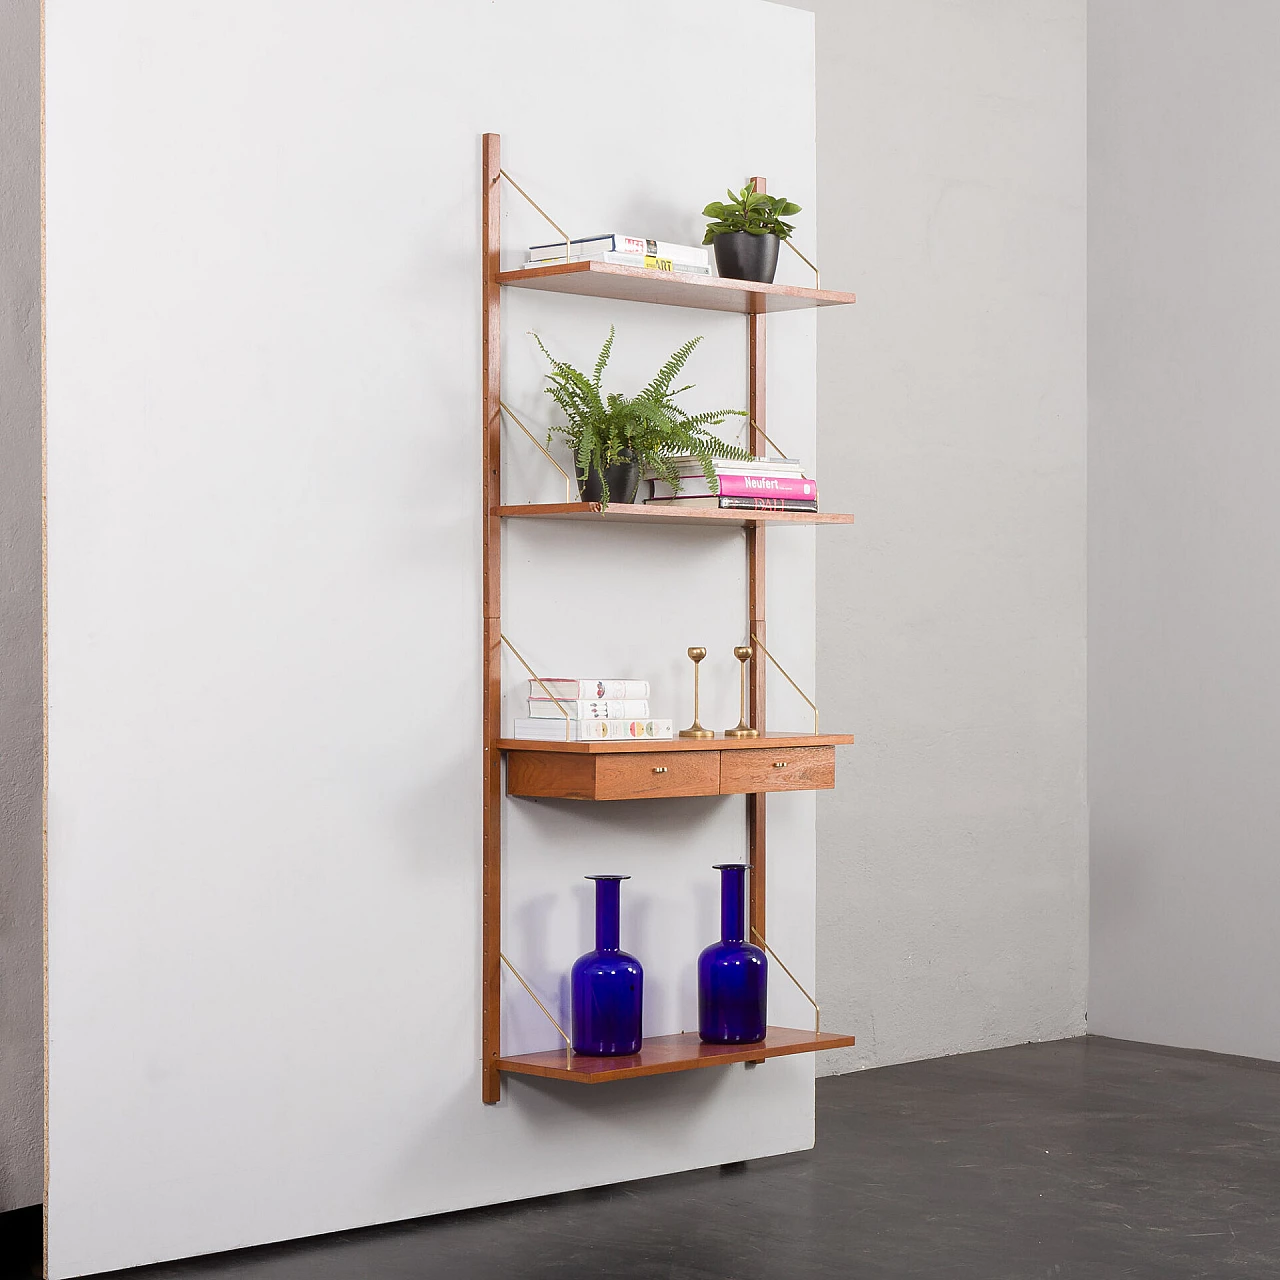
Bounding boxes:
751 928 821 1034
750 632 819 734
783 239 821 290
737 417 793 463
500 401 576 503
500 952 573 1067
499 633 572 741
497 168 572 263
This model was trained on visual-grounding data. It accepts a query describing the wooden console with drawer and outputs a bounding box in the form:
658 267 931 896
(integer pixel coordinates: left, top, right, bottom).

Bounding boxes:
500 734 852 801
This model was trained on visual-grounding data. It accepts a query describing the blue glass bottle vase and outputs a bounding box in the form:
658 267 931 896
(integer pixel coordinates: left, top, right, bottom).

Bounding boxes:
571 875 643 1056
698 863 767 1044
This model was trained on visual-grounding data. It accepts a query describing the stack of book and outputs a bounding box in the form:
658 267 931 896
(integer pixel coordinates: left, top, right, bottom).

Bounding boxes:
524 233 711 277
512 678 674 741
645 455 819 513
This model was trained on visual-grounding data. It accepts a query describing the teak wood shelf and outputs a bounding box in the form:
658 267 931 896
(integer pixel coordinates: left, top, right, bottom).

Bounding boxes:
500 260 857 314
498 1028 857 1085
481 134 857 1103
499 501 855 527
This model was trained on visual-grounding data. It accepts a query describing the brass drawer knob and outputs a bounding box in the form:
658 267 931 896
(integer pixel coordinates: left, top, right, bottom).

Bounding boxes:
652 766 668 774
773 761 787 768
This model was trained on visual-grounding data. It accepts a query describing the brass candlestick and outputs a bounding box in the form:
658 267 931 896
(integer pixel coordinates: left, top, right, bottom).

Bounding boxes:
724 645 760 738
679 647 715 739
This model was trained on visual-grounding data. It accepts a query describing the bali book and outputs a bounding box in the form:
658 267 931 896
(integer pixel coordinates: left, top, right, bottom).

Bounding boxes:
530 679 650 700
647 496 819 512
527 235 708 267
512 718 674 742
527 699 650 719
650 474 817 501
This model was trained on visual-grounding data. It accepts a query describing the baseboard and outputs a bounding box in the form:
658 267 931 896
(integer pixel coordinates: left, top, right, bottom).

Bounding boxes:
1085 1033 1280 1073
0 1204 42 1279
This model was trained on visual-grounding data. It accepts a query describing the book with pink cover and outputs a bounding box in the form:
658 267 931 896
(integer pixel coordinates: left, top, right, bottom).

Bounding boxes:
651 473 817 501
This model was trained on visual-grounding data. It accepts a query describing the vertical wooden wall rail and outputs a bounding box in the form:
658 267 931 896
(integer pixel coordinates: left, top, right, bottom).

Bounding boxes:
481 133 503 1104
747 175 768 946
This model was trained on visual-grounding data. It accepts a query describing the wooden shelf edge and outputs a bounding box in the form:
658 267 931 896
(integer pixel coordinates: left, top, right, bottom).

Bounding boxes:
498 502 854 527
498 732 855 754
498 260 856 314
497 1027 857 1084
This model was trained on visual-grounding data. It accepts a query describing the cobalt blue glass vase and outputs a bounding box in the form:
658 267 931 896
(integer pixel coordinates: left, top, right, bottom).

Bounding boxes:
698 863 767 1044
571 875 643 1056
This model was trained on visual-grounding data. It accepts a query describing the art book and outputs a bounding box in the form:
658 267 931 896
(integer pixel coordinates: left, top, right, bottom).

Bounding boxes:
512 718 674 741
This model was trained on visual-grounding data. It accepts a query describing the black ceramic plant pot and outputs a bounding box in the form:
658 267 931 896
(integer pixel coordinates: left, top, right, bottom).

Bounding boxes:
576 451 641 505
713 232 781 284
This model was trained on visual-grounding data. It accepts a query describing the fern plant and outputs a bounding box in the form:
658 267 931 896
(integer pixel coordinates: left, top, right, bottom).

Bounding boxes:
534 327 751 507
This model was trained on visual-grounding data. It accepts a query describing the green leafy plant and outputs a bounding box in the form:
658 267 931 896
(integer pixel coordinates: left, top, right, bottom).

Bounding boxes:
534 326 750 507
702 185 802 245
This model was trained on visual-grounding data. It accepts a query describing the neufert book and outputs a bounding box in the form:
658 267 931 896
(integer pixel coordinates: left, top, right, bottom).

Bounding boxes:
650 474 817 501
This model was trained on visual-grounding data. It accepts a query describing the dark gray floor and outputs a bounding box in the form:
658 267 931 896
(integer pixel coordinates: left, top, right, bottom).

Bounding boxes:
9 1035 1280 1279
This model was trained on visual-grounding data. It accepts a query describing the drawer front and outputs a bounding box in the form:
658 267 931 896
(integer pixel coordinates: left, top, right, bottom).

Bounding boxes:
506 752 598 800
595 751 721 800
719 746 835 794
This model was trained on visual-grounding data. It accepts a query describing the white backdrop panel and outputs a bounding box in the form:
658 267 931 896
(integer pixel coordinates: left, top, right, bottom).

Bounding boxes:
45 1 820 1274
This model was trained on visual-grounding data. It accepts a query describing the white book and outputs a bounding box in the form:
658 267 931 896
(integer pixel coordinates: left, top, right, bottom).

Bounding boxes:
527 234 709 267
657 455 805 474
523 250 711 276
656 463 807 481
512 718 674 741
531 679 650 700
597 252 710 275
527 699 650 719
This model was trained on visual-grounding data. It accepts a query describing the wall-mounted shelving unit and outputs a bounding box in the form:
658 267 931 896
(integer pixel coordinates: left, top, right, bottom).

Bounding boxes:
481 133 857 1103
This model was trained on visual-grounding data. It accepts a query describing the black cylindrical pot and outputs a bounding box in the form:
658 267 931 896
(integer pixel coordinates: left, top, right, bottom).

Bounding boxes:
713 232 781 284
576 451 641 505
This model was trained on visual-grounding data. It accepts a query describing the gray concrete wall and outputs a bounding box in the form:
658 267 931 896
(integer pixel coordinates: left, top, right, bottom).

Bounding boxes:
795 0 1089 1071
0 0 45 1213
1089 0 1280 1060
